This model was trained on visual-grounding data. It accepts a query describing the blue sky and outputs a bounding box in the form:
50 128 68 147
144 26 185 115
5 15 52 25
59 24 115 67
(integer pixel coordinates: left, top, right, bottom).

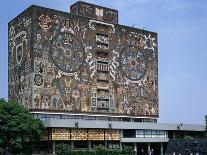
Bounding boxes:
0 0 207 124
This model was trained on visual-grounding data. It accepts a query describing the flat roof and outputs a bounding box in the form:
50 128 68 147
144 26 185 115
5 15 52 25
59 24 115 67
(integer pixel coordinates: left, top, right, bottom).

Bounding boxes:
42 119 205 132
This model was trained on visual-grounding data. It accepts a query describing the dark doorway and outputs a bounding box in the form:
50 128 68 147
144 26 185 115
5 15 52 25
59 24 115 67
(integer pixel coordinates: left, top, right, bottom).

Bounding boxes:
137 143 148 155
91 141 105 148
74 141 88 149
150 143 161 155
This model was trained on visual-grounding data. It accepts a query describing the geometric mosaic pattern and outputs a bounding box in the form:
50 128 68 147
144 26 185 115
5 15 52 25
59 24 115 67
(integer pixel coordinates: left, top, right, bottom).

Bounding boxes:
8 2 158 117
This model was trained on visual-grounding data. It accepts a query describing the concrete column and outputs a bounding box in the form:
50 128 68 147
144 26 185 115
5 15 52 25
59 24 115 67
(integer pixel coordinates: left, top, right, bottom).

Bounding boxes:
71 141 74 149
148 143 151 155
120 130 123 150
195 133 198 139
134 143 137 155
120 142 122 150
160 143 164 155
48 128 52 154
52 141 56 154
120 130 123 138
105 141 107 148
88 141 91 149
173 132 176 139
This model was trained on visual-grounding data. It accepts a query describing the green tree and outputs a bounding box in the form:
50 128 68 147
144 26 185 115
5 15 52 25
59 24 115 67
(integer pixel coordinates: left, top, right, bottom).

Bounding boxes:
0 100 45 154
0 98 6 102
56 143 71 155
122 146 134 155
94 145 108 155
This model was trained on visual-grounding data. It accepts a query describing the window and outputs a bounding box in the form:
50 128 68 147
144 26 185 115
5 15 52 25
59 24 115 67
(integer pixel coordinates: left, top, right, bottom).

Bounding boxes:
61 115 70 119
108 142 120 149
92 98 96 106
136 130 167 138
134 118 142 122
83 116 96 120
33 113 38 119
75 115 83 120
123 130 136 138
145 130 152 138
122 117 131 122
136 130 144 138
53 114 60 119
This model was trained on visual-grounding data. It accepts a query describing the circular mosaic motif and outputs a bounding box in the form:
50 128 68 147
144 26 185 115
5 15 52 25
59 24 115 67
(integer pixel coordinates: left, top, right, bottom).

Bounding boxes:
120 47 147 80
34 74 43 86
50 32 84 73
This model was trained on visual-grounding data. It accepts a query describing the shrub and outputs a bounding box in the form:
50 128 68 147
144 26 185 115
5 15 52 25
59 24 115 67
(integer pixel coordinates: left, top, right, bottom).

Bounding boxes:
56 143 71 155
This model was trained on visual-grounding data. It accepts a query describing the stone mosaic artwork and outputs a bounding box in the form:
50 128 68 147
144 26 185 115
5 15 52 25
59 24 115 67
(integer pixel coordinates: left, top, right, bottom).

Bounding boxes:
8 9 33 108
8 2 158 117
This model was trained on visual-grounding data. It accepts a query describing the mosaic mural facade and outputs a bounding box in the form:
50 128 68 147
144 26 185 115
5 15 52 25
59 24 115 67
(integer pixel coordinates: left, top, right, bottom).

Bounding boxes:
8 8 33 108
8 2 158 117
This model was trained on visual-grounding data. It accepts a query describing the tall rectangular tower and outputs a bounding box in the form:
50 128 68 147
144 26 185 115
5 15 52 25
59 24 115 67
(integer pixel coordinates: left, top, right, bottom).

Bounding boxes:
8 1 158 118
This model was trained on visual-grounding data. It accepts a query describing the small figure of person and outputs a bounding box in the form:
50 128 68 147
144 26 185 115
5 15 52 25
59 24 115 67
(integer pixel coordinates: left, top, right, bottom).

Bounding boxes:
141 149 144 155
151 148 154 155
148 147 151 155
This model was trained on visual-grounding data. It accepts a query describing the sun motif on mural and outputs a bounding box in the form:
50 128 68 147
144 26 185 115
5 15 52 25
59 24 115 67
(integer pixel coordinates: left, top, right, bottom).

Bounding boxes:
50 32 85 73
120 46 147 81
143 34 156 52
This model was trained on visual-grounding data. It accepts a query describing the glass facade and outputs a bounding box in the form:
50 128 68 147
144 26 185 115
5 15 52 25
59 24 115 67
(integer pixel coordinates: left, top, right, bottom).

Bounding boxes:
136 130 167 138
32 113 157 123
